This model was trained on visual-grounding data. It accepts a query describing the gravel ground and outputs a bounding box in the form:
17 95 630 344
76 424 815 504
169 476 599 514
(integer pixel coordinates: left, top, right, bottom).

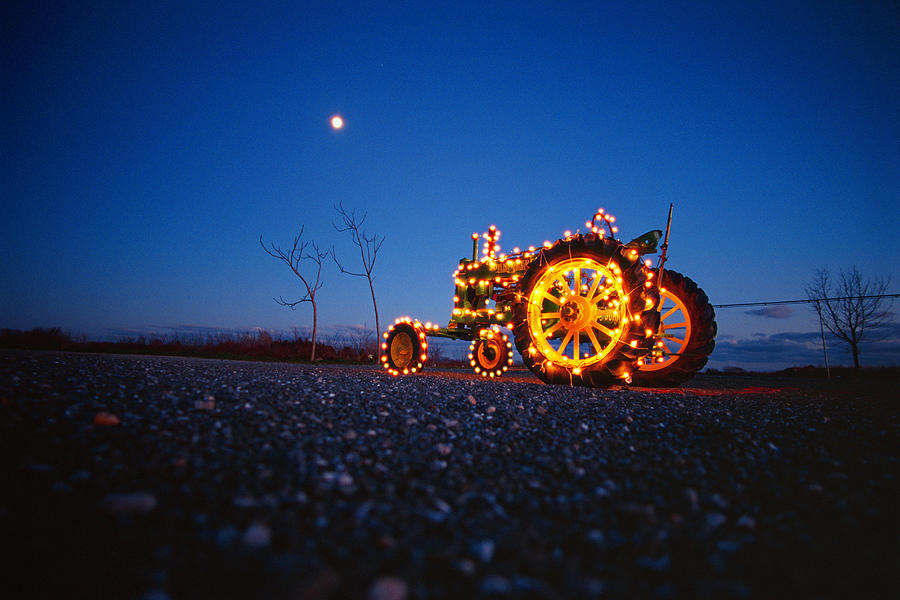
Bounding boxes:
1 350 897 599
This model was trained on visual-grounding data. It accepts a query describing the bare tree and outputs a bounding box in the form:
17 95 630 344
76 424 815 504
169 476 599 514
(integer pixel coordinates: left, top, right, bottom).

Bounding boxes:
332 202 384 360
260 226 328 361
805 266 892 370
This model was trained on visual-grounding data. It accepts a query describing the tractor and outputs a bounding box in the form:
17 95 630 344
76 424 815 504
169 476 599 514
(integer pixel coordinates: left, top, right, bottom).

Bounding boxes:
381 206 716 387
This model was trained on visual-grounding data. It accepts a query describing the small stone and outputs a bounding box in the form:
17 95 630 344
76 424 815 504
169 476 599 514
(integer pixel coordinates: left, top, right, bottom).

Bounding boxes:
100 491 157 514
717 539 740 553
472 539 495 563
637 554 671 572
536 405 547 415
457 558 477 575
467 395 477 405
51 481 72 494
684 488 700 511
368 576 408 600
93 412 120 426
479 576 511 594
297 569 340 599
487 406 496 414
736 515 756 529
705 513 727 529
344 429 358 440
242 522 271 548
194 395 215 410
587 529 606 545
436 443 452 456
215 524 240 546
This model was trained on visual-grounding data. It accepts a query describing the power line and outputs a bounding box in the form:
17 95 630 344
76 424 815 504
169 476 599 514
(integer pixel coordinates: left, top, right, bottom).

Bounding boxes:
713 293 900 309
712 291 899 380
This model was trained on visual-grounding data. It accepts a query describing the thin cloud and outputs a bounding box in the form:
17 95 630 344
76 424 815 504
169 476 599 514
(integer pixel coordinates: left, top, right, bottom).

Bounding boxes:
744 305 795 319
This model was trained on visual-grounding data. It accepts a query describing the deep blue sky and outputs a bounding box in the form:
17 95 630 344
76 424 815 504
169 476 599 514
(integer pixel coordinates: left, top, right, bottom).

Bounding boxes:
3 1 899 369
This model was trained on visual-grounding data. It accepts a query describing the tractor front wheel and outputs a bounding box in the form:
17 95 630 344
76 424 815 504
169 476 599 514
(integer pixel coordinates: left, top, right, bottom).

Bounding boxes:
381 321 428 375
469 330 514 377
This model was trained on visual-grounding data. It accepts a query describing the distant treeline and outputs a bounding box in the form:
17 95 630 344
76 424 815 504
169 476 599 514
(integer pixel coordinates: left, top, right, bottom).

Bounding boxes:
3 327 895 377
0 327 375 363
705 364 900 381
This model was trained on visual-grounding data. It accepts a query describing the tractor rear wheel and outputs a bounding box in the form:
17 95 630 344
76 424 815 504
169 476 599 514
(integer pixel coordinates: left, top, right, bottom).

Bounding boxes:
512 234 659 387
631 270 716 387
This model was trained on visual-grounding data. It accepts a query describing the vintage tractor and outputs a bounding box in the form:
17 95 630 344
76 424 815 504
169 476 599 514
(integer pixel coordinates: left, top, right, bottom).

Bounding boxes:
381 207 716 387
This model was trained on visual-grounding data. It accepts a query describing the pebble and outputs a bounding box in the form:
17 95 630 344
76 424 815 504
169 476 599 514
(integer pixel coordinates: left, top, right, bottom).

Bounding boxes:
242 522 271 549
479 576 512 595
100 491 157 514
93 411 120 426
472 539 495 563
705 513 727 529
367 576 408 600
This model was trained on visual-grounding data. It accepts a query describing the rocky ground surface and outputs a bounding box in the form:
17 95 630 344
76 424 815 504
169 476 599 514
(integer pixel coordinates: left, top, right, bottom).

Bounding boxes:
1 350 897 599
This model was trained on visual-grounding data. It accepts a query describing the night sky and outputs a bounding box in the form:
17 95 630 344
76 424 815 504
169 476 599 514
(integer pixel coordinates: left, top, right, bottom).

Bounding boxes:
3 1 899 370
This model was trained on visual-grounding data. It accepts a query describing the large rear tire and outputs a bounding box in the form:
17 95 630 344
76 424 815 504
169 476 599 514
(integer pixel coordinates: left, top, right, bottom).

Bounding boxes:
631 270 716 387
512 234 660 387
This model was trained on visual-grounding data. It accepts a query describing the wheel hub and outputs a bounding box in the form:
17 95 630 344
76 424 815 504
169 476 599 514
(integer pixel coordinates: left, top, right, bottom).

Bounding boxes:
390 332 413 368
559 295 595 331
560 301 579 321
477 340 502 369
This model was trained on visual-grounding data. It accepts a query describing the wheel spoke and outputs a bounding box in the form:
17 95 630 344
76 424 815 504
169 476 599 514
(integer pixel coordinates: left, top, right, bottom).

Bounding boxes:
543 321 563 338
591 321 614 338
665 321 688 329
663 334 685 344
540 291 562 306
572 268 581 295
662 305 680 320
558 329 574 359
573 331 581 359
540 312 561 319
586 327 603 354
586 272 601 300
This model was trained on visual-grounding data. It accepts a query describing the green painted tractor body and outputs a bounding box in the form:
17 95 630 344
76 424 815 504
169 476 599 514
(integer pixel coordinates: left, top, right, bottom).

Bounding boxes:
382 209 716 387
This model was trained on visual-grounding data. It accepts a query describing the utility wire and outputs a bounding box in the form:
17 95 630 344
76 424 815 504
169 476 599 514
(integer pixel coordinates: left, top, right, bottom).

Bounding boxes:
713 293 900 309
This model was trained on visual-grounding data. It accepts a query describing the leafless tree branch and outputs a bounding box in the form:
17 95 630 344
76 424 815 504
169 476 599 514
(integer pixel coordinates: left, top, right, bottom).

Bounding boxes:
805 266 892 369
260 229 328 360
332 201 384 360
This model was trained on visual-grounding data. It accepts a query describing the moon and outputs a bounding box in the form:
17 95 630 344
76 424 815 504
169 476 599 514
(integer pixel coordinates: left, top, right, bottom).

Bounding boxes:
330 115 344 130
